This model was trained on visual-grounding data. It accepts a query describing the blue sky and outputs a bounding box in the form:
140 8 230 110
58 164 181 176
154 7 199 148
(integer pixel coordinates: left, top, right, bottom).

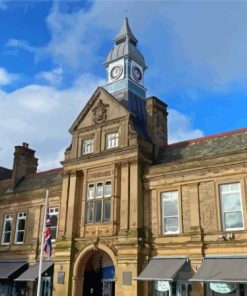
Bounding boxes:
0 0 247 171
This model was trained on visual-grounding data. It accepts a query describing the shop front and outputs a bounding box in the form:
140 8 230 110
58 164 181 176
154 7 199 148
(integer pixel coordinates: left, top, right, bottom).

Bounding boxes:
136 257 193 296
0 259 28 296
191 256 247 296
15 260 54 296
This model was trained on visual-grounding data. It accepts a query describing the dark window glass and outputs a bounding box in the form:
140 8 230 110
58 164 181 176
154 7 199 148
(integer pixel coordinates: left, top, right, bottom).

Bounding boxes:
50 215 58 240
86 202 94 223
104 199 111 221
4 232 10 244
95 200 102 223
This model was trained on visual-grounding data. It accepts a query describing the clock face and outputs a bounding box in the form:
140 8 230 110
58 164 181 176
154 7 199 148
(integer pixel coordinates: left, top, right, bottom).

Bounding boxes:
132 66 142 82
110 65 123 80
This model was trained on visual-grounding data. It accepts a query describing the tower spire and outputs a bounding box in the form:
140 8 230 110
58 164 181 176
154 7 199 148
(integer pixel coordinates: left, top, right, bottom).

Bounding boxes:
114 17 138 46
104 18 147 107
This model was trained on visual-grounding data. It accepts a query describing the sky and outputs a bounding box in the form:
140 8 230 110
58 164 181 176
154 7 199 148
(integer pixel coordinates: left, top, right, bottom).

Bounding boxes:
0 0 247 171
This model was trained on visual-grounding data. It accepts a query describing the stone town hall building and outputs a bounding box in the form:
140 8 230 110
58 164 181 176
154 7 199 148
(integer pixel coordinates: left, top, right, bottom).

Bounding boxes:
1 18 247 296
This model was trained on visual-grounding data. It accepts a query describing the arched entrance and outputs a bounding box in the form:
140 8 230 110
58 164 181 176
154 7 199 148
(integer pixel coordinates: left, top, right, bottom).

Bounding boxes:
83 250 115 296
73 244 116 296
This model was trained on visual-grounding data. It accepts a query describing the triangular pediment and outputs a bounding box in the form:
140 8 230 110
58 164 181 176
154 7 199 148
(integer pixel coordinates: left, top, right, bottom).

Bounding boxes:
69 87 130 132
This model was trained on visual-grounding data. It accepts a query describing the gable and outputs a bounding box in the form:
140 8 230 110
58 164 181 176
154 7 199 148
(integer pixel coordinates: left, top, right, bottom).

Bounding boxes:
70 87 130 132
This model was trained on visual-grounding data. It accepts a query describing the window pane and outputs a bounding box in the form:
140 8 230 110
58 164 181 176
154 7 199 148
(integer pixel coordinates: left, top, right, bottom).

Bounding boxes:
164 217 179 233
95 200 102 223
50 215 58 227
51 228 57 240
104 181 112 197
164 199 178 216
224 212 243 229
83 139 93 154
5 221 12 232
106 132 118 149
87 184 95 199
16 231 24 243
104 200 111 221
18 219 25 231
222 193 241 212
3 232 11 244
221 183 240 194
86 202 94 223
220 183 243 230
96 183 103 198
162 191 179 234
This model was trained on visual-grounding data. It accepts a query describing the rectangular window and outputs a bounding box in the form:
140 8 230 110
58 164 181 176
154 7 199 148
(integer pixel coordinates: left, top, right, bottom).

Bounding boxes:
82 139 93 155
15 212 26 244
49 207 59 241
162 191 179 234
104 199 111 221
106 132 119 149
86 180 112 224
95 200 102 223
1 214 13 245
87 184 95 199
220 183 244 231
96 182 104 198
86 202 94 223
104 181 112 197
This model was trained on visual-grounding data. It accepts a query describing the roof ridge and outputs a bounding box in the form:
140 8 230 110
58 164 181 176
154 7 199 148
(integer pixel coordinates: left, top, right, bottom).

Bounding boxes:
167 127 247 149
27 167 63 178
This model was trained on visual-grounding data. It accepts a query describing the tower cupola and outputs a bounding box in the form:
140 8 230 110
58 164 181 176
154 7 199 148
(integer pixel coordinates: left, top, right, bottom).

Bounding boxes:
103 18 147 102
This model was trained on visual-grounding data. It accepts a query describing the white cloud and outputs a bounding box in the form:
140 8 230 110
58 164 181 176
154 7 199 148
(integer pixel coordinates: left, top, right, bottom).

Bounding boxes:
44 1 247 92
0 0 7 11
38 148 65 172
6 39 38 53
168 109 204 144
0 74 105 170
0 67 17 86
36 67 63 86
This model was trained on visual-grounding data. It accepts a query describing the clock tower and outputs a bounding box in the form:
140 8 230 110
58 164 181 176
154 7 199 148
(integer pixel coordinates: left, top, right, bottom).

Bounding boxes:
104 18 147 112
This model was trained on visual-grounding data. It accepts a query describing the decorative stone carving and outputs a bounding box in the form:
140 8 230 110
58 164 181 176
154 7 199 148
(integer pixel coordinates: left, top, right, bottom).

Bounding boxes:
128 120 137 136
92 99 109 124
88 170 113 180
92 237 99 250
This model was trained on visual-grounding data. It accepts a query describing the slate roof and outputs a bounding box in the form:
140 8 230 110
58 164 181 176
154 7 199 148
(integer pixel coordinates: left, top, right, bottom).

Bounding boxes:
0 167 12 181
0 168 63 195
158 128 247 164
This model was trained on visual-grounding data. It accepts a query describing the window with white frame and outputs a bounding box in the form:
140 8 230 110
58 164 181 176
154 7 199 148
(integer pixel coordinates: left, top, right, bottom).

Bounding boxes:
15 212 26 244
220 183 244 231
162 191 179 234
1 214 13 245
86 181 112 223
106 132 119 149
49 207 59 240
82 138 93 155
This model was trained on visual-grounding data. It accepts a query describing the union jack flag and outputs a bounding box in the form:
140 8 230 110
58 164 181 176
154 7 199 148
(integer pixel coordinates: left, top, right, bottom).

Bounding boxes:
43 210 52 257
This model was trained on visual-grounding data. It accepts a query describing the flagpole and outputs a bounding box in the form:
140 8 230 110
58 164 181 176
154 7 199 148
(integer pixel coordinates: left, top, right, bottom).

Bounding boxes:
37 189 49 296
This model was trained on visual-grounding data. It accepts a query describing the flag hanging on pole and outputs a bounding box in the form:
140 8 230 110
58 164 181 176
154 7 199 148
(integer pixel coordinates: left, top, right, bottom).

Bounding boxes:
43 204 52 257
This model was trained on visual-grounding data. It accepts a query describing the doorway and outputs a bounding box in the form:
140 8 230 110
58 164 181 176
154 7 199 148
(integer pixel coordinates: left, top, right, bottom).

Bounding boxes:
82 250 115 296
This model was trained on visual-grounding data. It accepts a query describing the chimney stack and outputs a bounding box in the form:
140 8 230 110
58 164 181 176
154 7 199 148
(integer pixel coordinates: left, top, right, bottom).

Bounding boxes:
146 97 168 160
12 142 38 189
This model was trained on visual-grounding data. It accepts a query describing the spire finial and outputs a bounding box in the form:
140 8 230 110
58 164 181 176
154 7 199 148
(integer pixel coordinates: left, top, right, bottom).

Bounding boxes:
114 17 138 46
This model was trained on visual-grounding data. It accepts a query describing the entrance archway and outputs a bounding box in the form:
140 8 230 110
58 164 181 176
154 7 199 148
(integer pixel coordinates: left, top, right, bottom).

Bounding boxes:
83 250 115 296
72 244 116 296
